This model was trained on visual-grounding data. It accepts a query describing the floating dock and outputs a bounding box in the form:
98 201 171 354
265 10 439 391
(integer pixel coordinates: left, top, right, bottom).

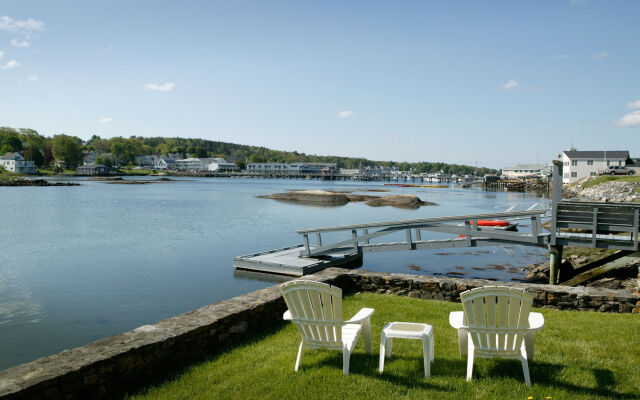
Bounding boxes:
233 245 363 276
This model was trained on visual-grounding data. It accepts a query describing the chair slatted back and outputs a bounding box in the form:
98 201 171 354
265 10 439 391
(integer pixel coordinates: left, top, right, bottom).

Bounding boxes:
460 286 533 354
280 280 343 346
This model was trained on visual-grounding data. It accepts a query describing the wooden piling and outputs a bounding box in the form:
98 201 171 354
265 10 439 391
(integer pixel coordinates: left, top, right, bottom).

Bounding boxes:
549 245 563 285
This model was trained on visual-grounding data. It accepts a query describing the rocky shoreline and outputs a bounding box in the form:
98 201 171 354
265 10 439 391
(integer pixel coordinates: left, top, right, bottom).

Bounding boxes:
523 249 639 293
564 177 640 202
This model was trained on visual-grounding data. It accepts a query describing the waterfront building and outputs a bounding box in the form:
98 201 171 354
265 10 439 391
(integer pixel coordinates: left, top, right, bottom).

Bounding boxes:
175 157 238 172
76 164 110 176
501 164 550 178
340 168 360 178
155 157 177 170
247 162 337 177
362 165 394 178
207 158 239 172
561 149 631 183
0 152 38 173
175 157 207 171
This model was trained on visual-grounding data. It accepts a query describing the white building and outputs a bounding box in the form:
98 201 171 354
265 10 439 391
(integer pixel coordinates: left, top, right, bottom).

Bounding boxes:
561 149 630 183
0 152 38 173
175 157 238 172
247 162 337 176
501 164 550 178
155 157 177 170
207 158 239 172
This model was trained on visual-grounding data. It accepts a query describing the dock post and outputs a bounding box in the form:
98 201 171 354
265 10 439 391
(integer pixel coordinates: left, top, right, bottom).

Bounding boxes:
549 245 563 285
548 160 564 284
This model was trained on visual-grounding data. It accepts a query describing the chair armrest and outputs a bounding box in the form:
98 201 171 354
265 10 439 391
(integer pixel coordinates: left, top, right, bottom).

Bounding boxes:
449 311 466 329
528 312 544 330
283 310 292 321
345 307 374 324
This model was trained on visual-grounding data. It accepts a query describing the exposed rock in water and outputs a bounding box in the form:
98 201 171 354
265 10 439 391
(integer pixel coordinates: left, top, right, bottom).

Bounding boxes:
258 190 351 205
89 177 123 181
0 178 80 187
364 195 436 209
258 190 436 208
104 180 167 185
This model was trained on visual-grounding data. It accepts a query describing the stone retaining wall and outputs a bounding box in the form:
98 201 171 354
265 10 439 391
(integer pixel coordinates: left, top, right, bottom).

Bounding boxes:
1 268 638 399
342 269 640 313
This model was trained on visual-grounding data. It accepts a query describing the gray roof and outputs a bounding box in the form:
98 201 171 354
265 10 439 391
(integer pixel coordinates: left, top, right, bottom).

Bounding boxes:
1 152 23 160
563 150 629 160
78 164 108 169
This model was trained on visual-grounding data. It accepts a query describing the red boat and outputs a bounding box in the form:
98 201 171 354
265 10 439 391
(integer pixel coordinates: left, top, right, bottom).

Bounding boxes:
458 219 518 234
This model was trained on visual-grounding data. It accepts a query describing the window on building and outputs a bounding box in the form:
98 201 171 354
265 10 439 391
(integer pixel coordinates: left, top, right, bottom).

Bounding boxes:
607 160 611 166
571 172 577 178
571 160 578 166
564 173 569 178
619 161 623 166
587 160 593 165
590 172 597 176
564 162 569 166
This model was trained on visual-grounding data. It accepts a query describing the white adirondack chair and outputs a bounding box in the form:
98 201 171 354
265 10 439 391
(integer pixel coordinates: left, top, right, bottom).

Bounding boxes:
448 286 544 386
279 280 374 375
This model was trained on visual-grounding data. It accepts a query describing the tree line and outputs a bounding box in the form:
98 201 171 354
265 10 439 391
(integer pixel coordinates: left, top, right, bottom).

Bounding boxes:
0 126 497 174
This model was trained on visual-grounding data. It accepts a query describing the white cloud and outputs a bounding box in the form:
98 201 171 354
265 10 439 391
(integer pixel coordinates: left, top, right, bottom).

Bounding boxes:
1 59 20 70
0 51 3 58
11 38 29 48
590 51 608 60
626 100 640 109
144 82 174 92
502 80 519 89
338 110 354 118
0 16 44 35
27 74 38 82
615 111 640 127
98 117 112 123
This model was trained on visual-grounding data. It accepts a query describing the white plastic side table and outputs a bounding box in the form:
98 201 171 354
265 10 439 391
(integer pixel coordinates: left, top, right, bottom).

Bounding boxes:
379 322 434 377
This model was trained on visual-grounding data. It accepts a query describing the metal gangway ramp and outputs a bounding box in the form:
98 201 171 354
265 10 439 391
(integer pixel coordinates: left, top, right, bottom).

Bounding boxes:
297 210 548 257
234 210 549 276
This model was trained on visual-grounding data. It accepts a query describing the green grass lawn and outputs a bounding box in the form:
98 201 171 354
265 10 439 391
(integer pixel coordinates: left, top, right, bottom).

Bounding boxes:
582 175 640 189
124 293 640 400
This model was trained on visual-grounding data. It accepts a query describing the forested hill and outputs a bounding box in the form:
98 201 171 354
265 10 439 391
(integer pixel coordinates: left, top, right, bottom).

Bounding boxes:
0 126 496 174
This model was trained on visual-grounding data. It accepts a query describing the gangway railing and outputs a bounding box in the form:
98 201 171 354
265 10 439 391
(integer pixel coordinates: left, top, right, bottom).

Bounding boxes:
297 210 550 257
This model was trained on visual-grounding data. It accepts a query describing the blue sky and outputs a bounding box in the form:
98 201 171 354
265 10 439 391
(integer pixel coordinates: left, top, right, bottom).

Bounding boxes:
1 0 639 168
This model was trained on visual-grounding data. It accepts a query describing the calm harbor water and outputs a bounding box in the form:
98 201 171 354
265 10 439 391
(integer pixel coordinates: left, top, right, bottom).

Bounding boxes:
0 178 549 370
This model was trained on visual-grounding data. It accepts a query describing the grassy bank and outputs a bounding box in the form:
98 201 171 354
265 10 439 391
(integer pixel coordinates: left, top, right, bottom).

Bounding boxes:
125 293 639 400
581 175 640 189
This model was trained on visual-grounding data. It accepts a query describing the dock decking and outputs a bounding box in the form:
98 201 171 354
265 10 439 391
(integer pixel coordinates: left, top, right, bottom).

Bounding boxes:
233 245 362 276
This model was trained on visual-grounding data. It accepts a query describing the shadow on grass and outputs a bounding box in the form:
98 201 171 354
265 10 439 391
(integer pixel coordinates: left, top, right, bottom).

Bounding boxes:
121 323 638 400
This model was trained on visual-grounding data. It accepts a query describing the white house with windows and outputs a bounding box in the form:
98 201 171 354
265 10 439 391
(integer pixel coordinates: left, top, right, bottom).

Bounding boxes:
207 158 238 172
0 152 38 173
561 149 631 183
501 164 550 178
155 157 177 170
